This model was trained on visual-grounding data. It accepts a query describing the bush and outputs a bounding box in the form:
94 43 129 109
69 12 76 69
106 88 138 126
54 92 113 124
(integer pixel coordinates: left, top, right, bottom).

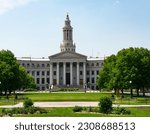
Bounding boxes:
98 97 112 114
59 88 79 92
23 98 33 108
1 107 48 116
73 106 83 112
113 107 131 115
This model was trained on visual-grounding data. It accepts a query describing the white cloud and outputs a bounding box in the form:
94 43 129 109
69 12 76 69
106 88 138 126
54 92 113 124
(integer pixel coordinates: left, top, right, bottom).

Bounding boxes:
0 0 37 15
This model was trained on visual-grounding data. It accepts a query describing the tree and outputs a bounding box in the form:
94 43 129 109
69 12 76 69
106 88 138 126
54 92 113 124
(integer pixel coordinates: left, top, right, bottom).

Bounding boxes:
18 66 36 90
97 55 117 91
97 47 150 97
0 50 36 95
0 50 20 95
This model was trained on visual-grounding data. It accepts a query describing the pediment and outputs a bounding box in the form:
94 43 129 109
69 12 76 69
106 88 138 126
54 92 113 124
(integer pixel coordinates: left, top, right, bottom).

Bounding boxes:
49 52 87 60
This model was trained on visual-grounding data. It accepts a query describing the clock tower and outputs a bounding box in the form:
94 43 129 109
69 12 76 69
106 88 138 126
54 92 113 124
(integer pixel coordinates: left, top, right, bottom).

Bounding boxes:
60 14 76 52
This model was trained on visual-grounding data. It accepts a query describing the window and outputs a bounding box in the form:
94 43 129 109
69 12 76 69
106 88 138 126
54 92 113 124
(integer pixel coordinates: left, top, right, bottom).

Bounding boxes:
32 63 35 67
92 71 94 75
37 64 40 67
32 71 35 76
42 78 45 84
47 71 50 76
27 63 30 67
47 78 50 84
22 63 25 67
42 71 45 76
96 63 99 66
53 71 56 75
86 71 89 75
92 77 95 83
80 71 83 75
37 71 40 76
97 70 99 75
80 63 83 67
27 71 30 74
37 78 40 84
42 64 45 67
66 63 70 67
91 63 94 66
53 63 56 67
47 64 50 67
86 78 90 83
86 63 89 66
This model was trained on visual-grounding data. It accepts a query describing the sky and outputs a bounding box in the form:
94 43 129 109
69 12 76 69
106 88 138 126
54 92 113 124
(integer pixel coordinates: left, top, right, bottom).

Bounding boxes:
0 0 150 58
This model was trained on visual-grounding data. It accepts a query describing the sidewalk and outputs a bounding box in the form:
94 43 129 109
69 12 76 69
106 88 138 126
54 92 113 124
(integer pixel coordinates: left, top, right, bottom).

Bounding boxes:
0 102 150 108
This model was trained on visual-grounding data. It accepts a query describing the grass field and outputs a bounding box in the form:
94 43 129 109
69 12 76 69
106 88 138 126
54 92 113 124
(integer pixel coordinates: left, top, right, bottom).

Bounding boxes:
2 107 148 117
23 92 111 101
0 92 150 106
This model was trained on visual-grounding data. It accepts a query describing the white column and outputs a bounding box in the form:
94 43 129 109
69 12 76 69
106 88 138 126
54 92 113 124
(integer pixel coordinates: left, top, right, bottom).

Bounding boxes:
77 62 79 85
45 70 47 89
50 63 53 85
63 62 66 85
83 62 86 88
70 62 73 85
57 62 59 85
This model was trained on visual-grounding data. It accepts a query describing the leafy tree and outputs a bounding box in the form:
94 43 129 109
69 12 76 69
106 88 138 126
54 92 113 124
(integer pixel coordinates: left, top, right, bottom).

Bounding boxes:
97 55 116 91
97 47 150 97
18 66 36 90
0 50 36 96
0 50 20 95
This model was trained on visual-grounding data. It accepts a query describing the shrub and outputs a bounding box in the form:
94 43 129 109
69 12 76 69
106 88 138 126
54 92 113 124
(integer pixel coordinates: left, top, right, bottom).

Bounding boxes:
113 107 131 115
98 97 113 114
73 106 83 112
59 88 79 92
23 98 33 108
87 107 98 113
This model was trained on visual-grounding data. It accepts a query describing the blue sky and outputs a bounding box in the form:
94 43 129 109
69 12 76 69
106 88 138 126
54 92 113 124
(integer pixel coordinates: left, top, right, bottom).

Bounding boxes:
0 0 150 58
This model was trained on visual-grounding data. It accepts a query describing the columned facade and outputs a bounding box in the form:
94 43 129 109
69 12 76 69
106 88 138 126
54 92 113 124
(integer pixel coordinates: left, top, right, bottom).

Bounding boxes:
49 61 87 87
18 14 103 90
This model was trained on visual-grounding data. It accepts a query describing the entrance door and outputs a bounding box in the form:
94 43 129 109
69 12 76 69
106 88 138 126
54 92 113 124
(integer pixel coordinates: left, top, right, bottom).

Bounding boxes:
66 73 70 85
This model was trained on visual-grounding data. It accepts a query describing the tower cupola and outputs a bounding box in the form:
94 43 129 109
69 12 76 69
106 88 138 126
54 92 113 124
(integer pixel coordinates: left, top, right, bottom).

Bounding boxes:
60 14 76 52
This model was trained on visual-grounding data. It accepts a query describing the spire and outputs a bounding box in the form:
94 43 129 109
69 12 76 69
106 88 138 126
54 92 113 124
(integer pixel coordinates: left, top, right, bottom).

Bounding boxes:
66 13 69 21
60 14 76 52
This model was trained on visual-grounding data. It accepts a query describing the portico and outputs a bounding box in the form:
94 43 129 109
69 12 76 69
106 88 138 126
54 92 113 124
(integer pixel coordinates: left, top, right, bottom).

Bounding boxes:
49 54 87 87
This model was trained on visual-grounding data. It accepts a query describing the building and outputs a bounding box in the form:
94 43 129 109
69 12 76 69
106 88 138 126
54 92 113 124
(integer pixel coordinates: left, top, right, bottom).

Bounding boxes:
17 15 104 90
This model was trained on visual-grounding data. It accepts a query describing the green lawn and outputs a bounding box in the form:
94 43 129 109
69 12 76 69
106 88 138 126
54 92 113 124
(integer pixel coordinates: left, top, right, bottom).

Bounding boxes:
8 107 150 117
23 92 111 102
0 92 150 106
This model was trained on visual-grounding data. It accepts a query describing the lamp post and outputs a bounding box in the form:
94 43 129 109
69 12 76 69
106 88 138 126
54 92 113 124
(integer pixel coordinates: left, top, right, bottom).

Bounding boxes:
129 81 133 98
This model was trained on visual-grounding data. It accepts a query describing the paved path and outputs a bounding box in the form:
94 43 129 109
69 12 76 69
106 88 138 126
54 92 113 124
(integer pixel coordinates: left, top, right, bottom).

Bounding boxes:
0 102 150 108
